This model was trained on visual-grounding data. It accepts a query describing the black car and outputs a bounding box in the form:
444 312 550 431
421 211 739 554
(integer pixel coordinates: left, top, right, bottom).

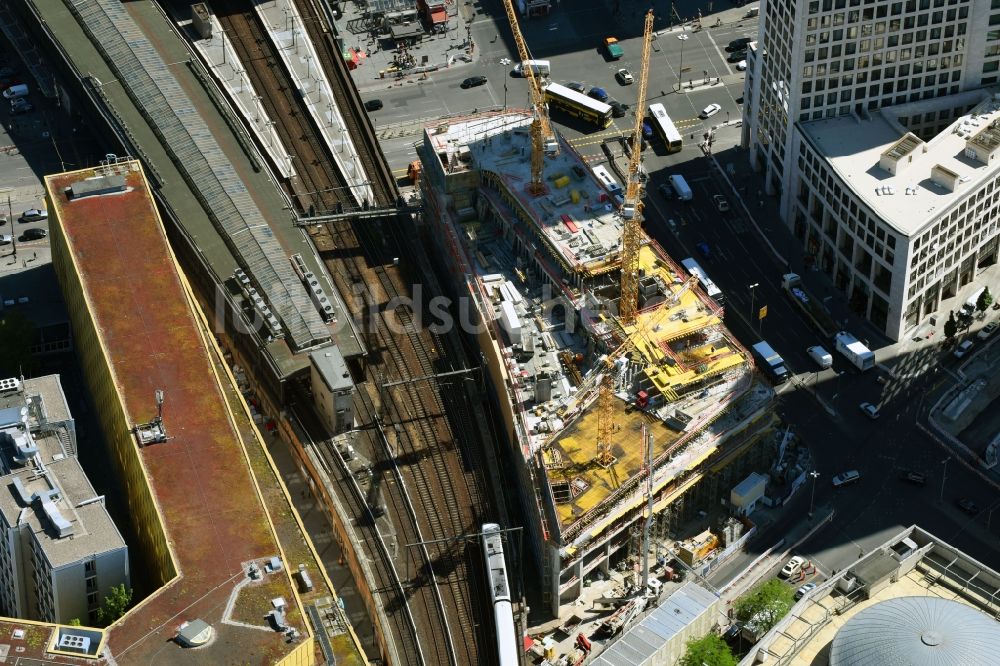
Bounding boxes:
727 51 748 63
565 81 587 93
657 183 674 200
21 228 46 241
727 37 752 51
461 75 487 89
899 470 927 486
956 498 980 514
364 99 383 112
608 100 629 118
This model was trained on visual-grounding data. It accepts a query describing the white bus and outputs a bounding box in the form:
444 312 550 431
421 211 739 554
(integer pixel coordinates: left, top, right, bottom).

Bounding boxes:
591 164 622 196
647 102 683 153
544 82 613 128
681 257 724 305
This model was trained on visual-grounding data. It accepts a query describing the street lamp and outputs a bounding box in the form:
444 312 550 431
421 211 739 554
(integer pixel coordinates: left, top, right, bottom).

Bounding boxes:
808 471 819 518
676 33 689 92
748 283 759 330
939 457 950 504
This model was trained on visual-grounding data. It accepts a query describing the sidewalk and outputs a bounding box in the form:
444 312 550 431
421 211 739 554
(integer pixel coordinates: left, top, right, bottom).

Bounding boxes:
333 0 481 92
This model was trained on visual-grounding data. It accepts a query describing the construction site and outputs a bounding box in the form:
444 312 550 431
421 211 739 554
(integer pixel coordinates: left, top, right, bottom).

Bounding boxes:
417 12 782 628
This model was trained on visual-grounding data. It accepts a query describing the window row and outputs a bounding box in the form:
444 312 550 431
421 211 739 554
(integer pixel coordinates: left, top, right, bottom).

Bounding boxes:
807 8 968 32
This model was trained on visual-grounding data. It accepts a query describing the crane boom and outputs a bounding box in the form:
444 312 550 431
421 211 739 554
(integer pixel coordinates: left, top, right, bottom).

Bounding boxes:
500 0 559 195
618 9 655 324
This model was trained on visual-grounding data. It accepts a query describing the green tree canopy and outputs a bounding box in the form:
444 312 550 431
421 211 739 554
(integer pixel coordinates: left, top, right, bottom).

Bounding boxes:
977 286 993 313
680 633 737 666
96 584 132 626
944 311 958 340
733 579 794 633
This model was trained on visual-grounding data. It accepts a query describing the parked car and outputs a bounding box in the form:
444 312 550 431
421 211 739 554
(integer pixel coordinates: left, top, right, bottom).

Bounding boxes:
0 214 6 226
10 98 32 115
977 321 998 340
727 51 748 63
364 99 383 112
460 75 487 89
21 227 47 241
859 402 880 420
899 470 927 486
19 209 47 222
0 235 11 245
607 99 628 117
736 60 748 71
794 582 817 600
780 556 807 578
588 86 609 102
727 37 752 51
953 339 974 358
831 470 861 487
657 183 674 200
616 68 634 85
565 81 587 93
700 103 722 119
956 498 980 515
696 241 712 259
713 194 730 212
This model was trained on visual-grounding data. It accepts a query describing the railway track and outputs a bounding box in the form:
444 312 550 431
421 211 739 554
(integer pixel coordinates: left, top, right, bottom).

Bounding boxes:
212 0 394 211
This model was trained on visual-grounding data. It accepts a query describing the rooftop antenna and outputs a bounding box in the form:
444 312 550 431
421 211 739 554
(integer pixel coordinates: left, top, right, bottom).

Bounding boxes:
134 389 169 446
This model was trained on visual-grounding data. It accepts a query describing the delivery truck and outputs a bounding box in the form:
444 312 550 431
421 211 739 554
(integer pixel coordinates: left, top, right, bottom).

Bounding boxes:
781 273 838 338
834 331 875 371
751 340 790 384
603 37 624 60
669 174 693 201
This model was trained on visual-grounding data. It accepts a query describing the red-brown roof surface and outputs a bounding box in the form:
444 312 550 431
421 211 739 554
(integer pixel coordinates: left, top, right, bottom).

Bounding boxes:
48 165 303 664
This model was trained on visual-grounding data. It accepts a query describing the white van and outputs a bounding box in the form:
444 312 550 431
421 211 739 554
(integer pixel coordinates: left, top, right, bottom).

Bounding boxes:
513 59 551 78
807 345 833 369
2 84 28 100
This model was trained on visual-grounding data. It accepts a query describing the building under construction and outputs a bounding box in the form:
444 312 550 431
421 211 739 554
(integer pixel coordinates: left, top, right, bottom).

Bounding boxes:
419 111 779 617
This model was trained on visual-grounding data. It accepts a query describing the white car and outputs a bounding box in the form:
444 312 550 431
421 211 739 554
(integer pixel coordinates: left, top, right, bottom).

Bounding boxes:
859 402 880 420
780 556 807 578
795 582 817 600
736 60 747 71
699 103 722 119
977 322 998 340
616 68 634 85
831 470 861 487
713 194 730 212
953 339 974 358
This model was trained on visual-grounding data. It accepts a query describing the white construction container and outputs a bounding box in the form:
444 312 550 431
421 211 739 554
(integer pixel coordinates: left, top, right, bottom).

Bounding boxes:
500 301 522 345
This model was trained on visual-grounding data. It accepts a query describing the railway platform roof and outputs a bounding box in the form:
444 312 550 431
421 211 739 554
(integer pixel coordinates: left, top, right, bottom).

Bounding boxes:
44 161 359 664
22 0 362 370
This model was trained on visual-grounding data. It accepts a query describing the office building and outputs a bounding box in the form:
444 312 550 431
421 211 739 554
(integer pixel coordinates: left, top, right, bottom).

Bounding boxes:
744 0 1000 338
0 376 128 625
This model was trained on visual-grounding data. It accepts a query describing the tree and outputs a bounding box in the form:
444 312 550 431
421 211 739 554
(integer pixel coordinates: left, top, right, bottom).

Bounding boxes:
96 584 132 626
68 618 81 627
680 633 737 666
733 579 794 634
977 286 993 313
944 310 958 340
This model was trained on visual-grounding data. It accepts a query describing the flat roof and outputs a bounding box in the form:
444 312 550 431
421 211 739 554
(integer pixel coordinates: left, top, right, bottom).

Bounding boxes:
427 112 627 276
800 88 1000 236
310 347 353 392
46 162 306 662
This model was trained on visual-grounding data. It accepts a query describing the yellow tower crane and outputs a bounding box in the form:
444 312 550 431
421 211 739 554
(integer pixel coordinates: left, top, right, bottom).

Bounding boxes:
618 9 655 325
500 0 559 195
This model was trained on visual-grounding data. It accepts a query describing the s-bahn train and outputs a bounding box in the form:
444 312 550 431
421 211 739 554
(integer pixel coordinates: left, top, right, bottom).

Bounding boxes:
482 523 519 666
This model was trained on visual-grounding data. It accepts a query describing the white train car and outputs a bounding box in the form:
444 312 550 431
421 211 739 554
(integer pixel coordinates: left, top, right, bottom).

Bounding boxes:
482 523 519 666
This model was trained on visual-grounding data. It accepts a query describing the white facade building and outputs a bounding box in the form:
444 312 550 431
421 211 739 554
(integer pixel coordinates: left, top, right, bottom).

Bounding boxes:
310 347 355 434
0 376 129 625
744 0 1000 338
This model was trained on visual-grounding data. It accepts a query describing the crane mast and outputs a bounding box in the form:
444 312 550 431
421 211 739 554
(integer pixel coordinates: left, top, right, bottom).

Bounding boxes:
500 0 559 195
618 9 655 325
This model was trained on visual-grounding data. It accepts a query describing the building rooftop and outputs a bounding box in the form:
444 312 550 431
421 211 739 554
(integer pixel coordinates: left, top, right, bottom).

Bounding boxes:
423 111 760 539
590 583 721 666
746 525 1000 665
310 347 353 392
801 88 1000 236
46 162 309 663
427 112 626 276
